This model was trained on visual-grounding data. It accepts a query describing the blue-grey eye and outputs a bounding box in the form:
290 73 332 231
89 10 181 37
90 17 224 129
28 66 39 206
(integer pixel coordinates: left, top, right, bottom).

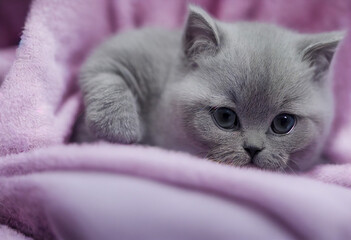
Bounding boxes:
212 107 239 130
271 114 296 134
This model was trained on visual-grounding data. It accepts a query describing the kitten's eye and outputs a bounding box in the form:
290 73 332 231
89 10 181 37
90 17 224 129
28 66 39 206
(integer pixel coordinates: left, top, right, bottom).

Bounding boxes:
212 107 239 130
271 114 296 134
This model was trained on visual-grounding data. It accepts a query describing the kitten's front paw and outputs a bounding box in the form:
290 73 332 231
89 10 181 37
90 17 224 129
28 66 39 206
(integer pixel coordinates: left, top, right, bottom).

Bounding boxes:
85 100 142 144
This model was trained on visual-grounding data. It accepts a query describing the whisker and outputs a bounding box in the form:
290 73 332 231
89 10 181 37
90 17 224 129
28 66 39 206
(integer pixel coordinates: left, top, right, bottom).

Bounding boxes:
288 159 300 173
282 160 297 175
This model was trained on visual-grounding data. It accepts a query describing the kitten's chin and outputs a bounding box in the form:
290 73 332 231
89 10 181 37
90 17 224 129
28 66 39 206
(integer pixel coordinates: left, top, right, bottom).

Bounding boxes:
240 163 285 172
241 163 256 169
207 157 289 172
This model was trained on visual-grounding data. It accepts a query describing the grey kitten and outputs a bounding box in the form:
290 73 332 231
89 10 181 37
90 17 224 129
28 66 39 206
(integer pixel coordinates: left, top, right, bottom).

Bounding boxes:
74 5 344 171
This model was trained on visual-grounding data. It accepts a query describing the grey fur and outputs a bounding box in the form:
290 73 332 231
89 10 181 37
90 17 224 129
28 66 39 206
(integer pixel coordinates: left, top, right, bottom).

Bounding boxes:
74 5 344 171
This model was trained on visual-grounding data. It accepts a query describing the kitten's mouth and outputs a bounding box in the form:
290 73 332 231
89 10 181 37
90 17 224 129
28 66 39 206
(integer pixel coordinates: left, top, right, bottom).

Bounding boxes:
212 159 285 171
244 163 256 168
241 163 256 169
207 152 287 171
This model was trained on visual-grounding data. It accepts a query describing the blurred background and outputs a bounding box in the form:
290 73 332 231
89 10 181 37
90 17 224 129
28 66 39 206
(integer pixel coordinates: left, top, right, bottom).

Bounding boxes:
1 0 350 49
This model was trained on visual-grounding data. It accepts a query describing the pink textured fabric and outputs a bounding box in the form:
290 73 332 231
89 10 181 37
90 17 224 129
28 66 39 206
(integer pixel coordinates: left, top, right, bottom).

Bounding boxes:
0 0 110 155
0 225 31 240
1 0 351 239
1 144 351 240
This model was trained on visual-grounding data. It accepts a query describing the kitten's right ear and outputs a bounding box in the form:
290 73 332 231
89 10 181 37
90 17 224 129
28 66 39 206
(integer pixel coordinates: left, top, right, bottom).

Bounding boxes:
299 31 344 80
183 5 220 62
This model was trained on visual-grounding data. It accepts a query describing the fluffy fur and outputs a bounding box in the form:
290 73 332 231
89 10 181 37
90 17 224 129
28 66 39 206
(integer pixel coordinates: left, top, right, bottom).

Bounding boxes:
75 5 344 171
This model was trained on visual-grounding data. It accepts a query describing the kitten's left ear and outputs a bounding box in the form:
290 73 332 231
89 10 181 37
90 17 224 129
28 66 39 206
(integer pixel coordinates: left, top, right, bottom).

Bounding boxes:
300 31 345 79
183 5 220 62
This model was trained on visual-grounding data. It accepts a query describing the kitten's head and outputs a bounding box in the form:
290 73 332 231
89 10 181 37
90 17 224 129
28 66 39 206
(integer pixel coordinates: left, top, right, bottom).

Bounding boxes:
171 6 344 171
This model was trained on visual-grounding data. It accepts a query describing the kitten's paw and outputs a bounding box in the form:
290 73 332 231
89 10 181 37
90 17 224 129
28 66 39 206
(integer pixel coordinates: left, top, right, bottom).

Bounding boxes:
85 98 142 144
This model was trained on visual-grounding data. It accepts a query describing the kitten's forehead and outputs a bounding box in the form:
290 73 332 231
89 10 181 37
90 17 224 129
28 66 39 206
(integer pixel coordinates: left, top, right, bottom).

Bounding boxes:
195 23 314 119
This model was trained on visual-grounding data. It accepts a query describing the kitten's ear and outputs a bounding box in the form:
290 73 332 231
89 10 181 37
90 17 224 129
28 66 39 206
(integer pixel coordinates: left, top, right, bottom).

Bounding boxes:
300 32 345 80
183 5 220 62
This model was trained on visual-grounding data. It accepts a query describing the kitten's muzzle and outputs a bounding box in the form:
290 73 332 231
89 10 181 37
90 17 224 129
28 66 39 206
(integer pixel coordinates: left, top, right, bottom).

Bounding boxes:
244 146 263 159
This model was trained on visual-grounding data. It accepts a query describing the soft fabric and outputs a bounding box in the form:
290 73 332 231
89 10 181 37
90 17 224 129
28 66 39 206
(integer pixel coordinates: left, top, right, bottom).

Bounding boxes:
0 225 31 240
0 0 351 239
1 144 351 240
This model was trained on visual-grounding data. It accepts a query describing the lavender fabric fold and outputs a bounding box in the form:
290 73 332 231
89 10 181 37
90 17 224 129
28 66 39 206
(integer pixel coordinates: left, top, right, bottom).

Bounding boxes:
1 0 351 239
1 144 351 240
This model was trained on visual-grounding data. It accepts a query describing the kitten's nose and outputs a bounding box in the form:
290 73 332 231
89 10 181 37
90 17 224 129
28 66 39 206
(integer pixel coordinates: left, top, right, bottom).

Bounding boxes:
244 146 262 159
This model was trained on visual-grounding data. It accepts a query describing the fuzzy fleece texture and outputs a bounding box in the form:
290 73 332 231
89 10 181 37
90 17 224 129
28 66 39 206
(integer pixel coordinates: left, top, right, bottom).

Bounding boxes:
0 0 351 239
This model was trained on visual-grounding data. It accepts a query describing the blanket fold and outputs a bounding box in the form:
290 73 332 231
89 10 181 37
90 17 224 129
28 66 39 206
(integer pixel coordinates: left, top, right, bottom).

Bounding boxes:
1 144 351 240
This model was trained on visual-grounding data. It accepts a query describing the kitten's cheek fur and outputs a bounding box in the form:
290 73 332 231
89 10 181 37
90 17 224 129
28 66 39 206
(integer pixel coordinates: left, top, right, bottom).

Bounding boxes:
254 151 289 170
289 138 323 171
206 145 251 166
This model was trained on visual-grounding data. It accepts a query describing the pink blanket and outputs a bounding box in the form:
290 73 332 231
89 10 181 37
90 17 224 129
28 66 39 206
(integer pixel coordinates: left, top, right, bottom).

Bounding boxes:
1 0 351 239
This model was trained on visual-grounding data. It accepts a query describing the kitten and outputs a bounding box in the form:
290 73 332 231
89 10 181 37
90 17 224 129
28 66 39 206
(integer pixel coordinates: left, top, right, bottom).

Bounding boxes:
74 5 344 171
